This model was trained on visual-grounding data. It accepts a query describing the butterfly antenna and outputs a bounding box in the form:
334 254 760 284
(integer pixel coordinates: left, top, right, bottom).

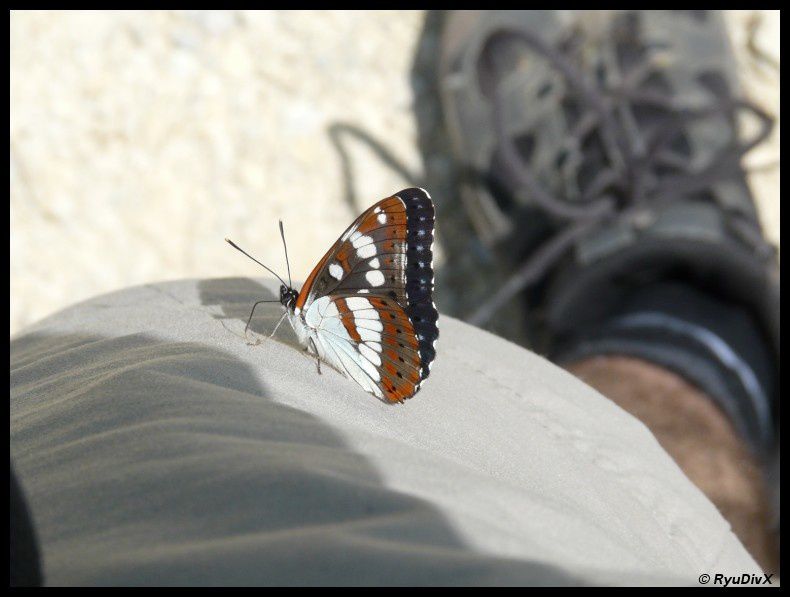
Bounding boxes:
279 220 292 289
225 238 289 288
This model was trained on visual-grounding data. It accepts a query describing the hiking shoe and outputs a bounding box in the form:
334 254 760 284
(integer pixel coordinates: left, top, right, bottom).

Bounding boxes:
437 10 779 462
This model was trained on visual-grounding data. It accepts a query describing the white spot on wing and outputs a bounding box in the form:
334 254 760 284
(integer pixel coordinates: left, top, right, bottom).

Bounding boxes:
348 308 377 318
355 319 383 332
323 300 339 318
329 262 343 280
377 213 387 224
368 258 380 268
345 297 373 311
341 224 359 243
365 270 385 287
359 343 382 366
352 347 381 381
352 234 372 249
357 244 376 259
317 333 382 396
358 327 381 342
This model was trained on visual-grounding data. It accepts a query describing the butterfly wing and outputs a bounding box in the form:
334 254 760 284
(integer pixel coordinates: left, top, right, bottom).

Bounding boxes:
296 193 409 307
296 188 438 399
305 294 424 402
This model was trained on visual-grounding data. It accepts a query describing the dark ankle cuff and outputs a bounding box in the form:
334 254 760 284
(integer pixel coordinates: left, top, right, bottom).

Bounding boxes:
554 283 776 461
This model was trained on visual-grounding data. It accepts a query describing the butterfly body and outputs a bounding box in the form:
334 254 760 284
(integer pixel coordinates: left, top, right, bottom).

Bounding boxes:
273 188 438 403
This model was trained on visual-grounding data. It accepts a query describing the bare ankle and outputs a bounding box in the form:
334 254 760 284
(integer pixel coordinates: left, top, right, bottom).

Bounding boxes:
566 355 778 573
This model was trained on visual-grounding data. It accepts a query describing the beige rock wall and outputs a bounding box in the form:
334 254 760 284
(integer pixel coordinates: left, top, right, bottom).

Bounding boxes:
10 10 779 335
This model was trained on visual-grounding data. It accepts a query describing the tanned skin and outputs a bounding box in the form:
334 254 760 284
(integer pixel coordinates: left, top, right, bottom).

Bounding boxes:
566 355 778 574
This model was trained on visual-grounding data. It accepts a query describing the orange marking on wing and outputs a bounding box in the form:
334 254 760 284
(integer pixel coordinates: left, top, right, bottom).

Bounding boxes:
382 322 418 348
378 196 404 211
375 297 422 403
336 245 352 265
295 195 404 310
363 298 419 348
295 239 338 310
381 373 418 403
383 347 401 364
382 344 421 382
336 251 351 273
335 298 362 342
357 212 408 234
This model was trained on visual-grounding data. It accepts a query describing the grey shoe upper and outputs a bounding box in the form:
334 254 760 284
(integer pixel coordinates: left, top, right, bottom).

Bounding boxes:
437 10 779 461
439 10 771 239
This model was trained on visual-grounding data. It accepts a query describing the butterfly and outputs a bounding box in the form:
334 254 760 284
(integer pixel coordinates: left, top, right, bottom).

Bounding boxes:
226 188 438 403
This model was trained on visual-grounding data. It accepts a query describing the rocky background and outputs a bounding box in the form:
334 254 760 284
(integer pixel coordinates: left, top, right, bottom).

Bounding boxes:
10 10 779 335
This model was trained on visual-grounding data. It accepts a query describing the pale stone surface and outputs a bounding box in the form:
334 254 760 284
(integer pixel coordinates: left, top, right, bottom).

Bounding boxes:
724 10 780 248
9 10 779 335
10 10 426 334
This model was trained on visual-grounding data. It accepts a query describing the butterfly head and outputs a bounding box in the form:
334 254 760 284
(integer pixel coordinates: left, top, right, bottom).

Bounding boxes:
280 285 299 312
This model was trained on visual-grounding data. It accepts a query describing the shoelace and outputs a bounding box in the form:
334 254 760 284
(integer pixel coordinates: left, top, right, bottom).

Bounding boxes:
469 26 775 326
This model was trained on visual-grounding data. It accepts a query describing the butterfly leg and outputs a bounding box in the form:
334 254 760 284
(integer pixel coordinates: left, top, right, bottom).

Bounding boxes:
244 299 274 343
308 337 322 375
268 311 287 340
